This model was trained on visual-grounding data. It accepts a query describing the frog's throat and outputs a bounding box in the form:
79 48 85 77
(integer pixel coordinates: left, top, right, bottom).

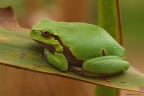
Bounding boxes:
34 39 55 52
34 35 83 66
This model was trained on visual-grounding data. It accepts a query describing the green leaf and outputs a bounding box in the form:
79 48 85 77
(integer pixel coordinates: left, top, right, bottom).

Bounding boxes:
97 0 122 95
0 7 144 93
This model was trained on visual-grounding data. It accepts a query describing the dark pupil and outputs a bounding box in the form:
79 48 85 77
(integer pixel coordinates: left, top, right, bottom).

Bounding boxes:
41 30 51 37
43 31 49 35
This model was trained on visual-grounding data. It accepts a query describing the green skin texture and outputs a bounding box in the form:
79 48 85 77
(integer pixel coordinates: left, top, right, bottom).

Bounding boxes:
30 19 129 77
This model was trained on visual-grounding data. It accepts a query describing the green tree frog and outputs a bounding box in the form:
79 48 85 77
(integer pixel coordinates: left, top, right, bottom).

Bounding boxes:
30 19 129 77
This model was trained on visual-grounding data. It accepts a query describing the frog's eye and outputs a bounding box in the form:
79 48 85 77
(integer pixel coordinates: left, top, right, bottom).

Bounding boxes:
41 30 52 37
101 49 107 56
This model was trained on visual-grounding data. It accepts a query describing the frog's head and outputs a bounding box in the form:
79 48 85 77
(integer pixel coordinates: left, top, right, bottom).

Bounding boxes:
30 19 63 52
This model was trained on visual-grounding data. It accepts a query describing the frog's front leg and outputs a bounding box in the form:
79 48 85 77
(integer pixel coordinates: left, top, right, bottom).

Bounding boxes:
82 56 129 77
44 48 68 71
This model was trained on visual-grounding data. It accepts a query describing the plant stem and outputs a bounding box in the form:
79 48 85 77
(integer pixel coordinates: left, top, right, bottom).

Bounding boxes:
98 0 122 44
96 0 122 96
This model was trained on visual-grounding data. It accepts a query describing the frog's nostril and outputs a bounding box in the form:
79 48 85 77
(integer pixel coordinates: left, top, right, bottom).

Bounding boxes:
32 30 35 32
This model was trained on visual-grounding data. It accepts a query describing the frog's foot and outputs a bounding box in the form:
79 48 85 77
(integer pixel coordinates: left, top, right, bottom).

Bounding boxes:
82 56 129 77
69 65 105 77
44 48 68 71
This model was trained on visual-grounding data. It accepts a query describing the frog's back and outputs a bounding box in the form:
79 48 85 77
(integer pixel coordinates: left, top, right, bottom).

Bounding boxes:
33 19 125 60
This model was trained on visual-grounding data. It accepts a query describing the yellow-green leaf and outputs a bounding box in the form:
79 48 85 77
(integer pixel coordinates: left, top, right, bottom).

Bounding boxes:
0 7 144 93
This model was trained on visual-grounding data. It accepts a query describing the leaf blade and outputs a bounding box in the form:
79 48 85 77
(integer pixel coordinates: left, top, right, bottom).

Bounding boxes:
0 28 144 92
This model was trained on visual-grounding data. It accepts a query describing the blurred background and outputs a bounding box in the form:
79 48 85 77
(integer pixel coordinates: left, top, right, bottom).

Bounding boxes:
0 0 144 96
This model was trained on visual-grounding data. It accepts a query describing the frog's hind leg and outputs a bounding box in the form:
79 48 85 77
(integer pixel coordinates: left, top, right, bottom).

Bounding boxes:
69 65 102 77
44 48 68 71
82 56 129 77
70 56 129 77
